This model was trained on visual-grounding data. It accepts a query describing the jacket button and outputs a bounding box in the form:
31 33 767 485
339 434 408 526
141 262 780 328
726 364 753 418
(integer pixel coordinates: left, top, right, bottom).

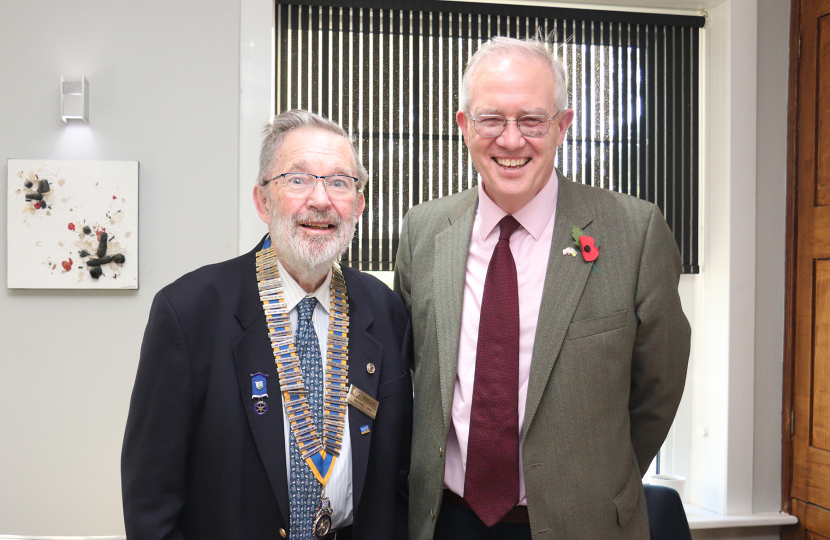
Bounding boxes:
439 446 444 457
366 362 376 374
431 509 436 521
280 528 287 538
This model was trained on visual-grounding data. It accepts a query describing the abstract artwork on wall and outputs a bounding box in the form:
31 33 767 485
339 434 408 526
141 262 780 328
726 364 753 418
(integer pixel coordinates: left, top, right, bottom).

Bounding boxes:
7 159 139 289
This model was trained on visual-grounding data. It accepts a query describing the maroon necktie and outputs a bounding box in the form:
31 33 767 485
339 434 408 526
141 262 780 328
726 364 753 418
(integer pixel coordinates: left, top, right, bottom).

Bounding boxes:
464 215 521 527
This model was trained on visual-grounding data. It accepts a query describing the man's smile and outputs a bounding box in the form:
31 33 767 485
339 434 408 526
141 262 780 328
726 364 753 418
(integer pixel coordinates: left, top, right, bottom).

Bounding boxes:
299 222 336 231
494 157 530 170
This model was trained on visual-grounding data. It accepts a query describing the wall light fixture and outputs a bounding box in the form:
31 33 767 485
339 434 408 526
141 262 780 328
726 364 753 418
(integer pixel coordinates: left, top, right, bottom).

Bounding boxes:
61 76 88 124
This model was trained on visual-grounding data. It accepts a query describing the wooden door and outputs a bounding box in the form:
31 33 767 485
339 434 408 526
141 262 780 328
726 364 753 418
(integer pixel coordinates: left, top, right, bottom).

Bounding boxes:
786 0 830 537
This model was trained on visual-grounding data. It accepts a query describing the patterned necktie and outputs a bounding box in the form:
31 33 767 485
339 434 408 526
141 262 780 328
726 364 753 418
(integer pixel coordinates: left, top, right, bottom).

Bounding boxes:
289 298 324 540
464 215 521 527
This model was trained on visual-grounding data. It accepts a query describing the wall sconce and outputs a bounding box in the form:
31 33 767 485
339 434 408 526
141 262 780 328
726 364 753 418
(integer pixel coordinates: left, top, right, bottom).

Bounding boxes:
61 76 88 124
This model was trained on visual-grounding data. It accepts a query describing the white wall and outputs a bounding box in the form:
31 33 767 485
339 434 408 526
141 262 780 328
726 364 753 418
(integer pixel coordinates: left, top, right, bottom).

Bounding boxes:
0 1 241 535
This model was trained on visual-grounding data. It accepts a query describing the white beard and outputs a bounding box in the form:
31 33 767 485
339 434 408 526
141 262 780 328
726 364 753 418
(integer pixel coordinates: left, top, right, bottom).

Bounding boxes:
266 195 358 285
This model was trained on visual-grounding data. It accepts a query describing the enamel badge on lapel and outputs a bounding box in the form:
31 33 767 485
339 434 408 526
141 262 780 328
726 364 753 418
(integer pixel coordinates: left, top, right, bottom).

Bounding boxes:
251 373 269 415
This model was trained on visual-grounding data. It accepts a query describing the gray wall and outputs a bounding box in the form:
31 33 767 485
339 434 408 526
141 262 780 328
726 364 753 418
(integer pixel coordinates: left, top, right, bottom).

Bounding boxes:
752 0 789 516
0 1 241 535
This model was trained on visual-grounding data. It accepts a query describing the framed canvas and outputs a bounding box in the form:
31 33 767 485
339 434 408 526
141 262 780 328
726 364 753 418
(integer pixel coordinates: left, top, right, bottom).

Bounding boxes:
7 159 139 289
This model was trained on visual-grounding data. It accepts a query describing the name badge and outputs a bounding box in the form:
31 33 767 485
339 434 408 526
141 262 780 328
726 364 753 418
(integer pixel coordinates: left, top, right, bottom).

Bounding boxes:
347 384 379 420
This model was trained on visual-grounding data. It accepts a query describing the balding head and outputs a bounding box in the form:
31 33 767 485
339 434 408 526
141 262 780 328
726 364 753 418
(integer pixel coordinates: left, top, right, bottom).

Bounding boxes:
460 35 568 115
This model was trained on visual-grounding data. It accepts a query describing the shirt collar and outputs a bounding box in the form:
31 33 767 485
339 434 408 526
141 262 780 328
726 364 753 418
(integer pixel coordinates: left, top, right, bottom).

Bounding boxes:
477 169 559 241
276 258 332 315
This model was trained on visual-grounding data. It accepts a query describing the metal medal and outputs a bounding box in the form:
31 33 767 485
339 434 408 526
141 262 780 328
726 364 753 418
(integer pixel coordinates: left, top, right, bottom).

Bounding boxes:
312 497 333 540
254 401 268 415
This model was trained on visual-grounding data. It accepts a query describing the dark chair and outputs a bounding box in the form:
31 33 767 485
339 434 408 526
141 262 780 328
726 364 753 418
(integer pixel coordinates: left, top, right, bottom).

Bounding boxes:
644 484 693 540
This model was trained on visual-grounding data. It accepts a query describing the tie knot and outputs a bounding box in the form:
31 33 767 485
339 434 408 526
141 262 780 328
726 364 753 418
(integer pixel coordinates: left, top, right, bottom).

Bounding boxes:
297 297 317 322
498 215 520 241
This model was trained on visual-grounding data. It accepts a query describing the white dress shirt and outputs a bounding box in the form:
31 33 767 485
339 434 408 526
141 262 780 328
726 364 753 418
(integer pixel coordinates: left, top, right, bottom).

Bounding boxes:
277 259 354 527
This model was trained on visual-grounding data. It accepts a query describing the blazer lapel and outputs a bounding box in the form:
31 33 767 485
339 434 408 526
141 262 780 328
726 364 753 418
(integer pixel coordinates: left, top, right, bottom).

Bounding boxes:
342 269 383 515
522 173 594 439
232 248 291 526
433 190 478 430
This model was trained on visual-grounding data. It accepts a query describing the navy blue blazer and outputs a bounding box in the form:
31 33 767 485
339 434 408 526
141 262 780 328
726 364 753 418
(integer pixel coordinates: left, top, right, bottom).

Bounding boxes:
122 240 413 540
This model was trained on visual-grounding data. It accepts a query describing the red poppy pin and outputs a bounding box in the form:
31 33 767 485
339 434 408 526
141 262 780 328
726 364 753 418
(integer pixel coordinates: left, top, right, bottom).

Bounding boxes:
571 225 599 273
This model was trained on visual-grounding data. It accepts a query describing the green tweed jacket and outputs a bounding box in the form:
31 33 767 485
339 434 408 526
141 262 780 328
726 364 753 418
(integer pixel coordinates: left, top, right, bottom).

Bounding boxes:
394 171 691 540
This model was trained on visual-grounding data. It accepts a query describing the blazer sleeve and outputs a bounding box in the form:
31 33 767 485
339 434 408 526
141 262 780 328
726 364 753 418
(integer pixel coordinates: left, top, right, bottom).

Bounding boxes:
629 205 691 475
394 319 414 538
121 290 192 540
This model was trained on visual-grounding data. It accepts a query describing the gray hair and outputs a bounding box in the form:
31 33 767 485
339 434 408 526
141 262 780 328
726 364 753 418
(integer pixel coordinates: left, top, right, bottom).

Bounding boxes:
257 109 368 191
459 34 568 114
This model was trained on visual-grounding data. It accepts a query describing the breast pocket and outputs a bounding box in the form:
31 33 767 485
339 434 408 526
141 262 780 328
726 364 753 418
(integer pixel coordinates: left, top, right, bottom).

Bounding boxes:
566 310 628 340
376 370 411 401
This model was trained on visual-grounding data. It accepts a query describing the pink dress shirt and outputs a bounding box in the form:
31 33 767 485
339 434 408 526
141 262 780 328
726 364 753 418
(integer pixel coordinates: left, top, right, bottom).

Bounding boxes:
443 173 558 506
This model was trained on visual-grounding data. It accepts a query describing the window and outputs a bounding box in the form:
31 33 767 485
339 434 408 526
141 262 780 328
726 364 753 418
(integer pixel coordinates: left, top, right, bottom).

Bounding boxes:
274 0 703 273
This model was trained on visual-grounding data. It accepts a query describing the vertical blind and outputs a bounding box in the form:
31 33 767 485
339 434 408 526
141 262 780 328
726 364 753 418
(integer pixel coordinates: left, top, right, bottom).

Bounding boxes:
275 1 704 273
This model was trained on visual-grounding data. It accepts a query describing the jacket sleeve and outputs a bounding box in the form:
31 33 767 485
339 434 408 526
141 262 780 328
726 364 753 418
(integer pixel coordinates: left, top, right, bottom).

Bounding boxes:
629 205 691 475
121 290 192 540
393 212 412 307
393 212 414 371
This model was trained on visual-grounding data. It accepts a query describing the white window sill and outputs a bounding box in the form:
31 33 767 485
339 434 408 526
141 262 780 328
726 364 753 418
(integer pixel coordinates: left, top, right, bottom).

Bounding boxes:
684 504 798 530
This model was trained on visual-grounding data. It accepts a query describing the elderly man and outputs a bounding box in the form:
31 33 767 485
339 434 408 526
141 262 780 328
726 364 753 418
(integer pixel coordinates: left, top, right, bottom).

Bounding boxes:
122 110 412 540
395 36 690 540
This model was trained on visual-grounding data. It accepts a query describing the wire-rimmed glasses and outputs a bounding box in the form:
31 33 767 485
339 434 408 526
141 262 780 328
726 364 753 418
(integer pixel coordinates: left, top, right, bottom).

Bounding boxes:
467 110 563 138
262 172 358 200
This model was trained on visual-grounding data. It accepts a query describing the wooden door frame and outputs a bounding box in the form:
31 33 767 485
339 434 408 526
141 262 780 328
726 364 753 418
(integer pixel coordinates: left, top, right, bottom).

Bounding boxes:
782 0 801 519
